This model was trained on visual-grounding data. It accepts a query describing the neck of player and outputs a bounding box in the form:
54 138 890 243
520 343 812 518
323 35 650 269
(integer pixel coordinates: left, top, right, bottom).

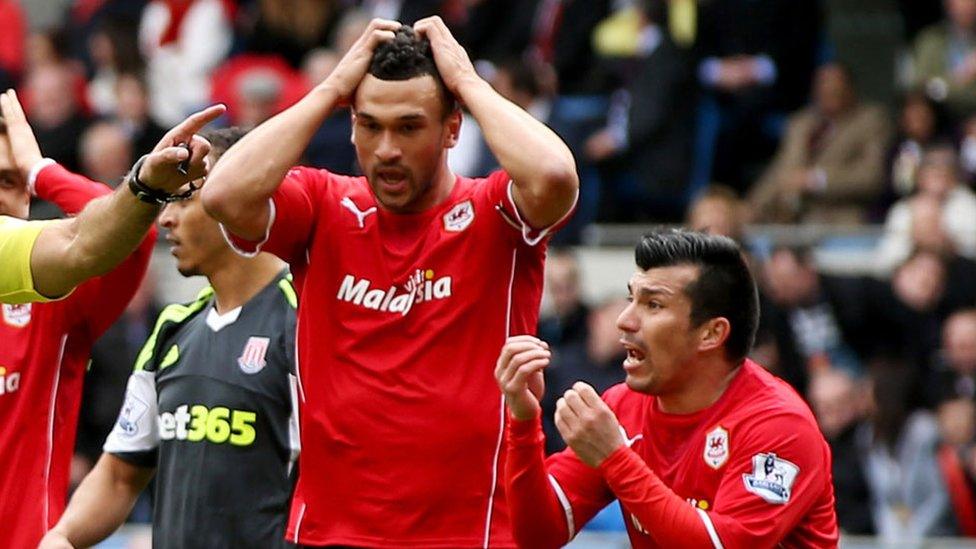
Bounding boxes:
207 253 286 314
658 356 742 415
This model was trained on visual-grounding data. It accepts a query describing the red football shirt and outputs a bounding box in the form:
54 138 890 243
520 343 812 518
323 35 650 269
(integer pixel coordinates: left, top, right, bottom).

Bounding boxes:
0 164 155 548
224 168 558 547
507 360 839 548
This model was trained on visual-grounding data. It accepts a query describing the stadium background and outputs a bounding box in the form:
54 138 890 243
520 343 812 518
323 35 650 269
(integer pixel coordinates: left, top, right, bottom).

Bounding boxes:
3 0 976 546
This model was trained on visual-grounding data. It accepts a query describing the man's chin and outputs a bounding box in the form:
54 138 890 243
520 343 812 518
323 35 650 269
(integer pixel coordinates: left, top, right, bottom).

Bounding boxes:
176 265 201 278
625 374 655 395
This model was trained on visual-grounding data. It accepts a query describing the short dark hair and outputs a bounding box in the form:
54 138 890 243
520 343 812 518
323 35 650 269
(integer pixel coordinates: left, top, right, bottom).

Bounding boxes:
200 127 248 162
368 26 457 115
635 228 759 363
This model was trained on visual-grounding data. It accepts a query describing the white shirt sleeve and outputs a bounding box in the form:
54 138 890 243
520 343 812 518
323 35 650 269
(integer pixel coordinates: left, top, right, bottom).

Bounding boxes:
103 370 160 455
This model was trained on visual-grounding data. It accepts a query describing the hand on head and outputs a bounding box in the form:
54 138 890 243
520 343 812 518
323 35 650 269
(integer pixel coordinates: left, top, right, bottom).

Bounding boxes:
322 18 401 104
137 104 226 194
413 16 478 96
495 335 550 421
555 382 626 467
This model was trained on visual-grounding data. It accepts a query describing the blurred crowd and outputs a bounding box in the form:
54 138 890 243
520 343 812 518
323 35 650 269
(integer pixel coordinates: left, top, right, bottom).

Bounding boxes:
3 0 976 541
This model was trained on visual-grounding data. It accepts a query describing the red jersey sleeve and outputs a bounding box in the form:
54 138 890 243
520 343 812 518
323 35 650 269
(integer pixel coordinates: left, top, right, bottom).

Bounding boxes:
505 414 615 548
221 166 322 265
704 411 836 548
483 170 576 246
33 163 111 215
599 410 836 549
34 163 157 342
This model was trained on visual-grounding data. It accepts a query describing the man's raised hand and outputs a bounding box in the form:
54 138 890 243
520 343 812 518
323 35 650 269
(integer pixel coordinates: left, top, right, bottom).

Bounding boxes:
138 104 225 194
495 335 550 421
414 16 479 97
322 18 401 103
0 89 43 181
555 382 625 467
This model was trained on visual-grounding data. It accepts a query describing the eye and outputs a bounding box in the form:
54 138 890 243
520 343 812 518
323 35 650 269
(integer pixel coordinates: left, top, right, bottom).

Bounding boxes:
400 124 418 134
647 301 663 310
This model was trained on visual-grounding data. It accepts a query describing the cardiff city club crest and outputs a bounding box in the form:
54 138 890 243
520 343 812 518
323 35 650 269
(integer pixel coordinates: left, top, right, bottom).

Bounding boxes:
2 303 31 328
238 336 270 374
704 426 729 469
443 200 474 232
742 452 800 504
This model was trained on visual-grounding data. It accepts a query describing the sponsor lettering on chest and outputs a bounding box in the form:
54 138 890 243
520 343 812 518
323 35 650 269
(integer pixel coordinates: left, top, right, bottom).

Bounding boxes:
337 268 453 316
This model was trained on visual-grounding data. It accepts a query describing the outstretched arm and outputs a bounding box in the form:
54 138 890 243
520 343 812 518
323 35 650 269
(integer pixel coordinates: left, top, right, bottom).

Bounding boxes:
38 454 154 549
10 98 224 299
203 18 400 240
415 16 578 228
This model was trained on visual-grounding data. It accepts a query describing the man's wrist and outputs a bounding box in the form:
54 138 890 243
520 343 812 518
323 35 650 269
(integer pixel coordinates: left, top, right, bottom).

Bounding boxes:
454 74 489 101
26 158 56 196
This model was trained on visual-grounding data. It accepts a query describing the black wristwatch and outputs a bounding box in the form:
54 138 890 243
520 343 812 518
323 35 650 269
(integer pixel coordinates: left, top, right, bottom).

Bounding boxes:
126 154 200 204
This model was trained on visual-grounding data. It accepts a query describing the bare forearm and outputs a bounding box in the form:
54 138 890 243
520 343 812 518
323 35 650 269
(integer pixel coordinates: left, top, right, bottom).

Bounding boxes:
459 77 577 225
49 456 151 547
203 85 341 238
31 186 158 298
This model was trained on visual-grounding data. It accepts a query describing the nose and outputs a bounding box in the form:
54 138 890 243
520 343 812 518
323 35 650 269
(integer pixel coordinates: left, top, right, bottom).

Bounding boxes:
375 131 401 163
616 302 638 333
159 203 176 229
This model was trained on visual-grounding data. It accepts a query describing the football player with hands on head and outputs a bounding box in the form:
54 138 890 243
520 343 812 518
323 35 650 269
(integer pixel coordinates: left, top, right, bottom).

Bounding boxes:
203 15 577 548
498 229 839 549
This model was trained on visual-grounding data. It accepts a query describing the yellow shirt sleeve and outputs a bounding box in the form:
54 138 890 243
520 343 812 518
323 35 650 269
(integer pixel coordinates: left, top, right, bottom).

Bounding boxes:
0 215 57 304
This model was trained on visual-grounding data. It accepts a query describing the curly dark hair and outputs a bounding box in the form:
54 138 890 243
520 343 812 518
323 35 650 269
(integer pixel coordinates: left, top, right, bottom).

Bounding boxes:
368 26 457 116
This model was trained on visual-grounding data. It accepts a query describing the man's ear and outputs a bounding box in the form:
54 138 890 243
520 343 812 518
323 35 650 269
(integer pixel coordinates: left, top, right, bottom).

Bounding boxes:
443 109 461 149
699 317 731 354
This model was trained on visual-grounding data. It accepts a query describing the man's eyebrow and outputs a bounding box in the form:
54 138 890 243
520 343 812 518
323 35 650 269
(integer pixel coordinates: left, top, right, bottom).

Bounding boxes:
356 112 427 122
633 286 674 299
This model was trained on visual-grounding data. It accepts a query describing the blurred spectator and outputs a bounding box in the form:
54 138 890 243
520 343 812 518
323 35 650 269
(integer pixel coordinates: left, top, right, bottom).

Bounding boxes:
85 17 143 116
749 64 892 224
24 64 91 172
114 71 167 155
808 369 875 535
541 298 627 454
860 360 956 541
875 146 976 272
912 0 976 119
685 184 747 242
583 0 695 223
930 309 976 404
0 0 26 90
935 396 976 536
695 0 823 193
211 54 307 128
139 0 233 125
469 58 552 176
238 0 340 67
299 48 357 172
236 69 283 129
535 0 614 244
758 246 869 394
538 248 590 348
78 121 132 186
884 91 950 211
75 274 161 465
869 250 975 381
